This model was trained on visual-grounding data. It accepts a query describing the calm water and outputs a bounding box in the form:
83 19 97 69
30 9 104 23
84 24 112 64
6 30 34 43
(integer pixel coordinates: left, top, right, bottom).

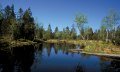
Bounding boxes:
0 43 120 72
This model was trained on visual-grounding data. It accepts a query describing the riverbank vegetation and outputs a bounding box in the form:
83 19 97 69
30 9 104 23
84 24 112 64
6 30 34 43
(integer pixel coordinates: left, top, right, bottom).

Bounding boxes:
46 39 120 54
0 4 120 55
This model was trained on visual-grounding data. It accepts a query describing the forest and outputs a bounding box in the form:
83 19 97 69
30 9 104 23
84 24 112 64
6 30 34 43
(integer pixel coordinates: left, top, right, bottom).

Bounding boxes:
1 4 120 45
0 0 120 71
0 4 120 47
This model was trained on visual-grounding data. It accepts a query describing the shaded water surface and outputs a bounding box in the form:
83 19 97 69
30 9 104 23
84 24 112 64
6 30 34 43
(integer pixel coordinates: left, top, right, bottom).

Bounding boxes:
0 43 120 72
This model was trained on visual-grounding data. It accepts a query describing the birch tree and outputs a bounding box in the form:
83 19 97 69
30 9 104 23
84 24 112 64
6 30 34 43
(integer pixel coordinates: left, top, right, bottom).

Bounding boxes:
75 13 87 40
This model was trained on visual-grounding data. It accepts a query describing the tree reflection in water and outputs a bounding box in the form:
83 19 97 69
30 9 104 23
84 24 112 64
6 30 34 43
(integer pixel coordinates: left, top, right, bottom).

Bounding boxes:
100 57 120 72
0 44 41 72
0 43 120 72
13 45 35 72
43 43 76 56
0 49 14 72
75 63 85 72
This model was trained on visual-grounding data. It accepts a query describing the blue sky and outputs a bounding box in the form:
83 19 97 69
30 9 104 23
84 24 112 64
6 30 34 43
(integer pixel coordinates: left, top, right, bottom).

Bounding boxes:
0 0 120 33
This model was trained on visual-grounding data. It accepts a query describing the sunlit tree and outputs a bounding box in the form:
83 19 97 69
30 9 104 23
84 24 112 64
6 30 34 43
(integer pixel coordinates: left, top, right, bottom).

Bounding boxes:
75 13 87 40
102 10 120 42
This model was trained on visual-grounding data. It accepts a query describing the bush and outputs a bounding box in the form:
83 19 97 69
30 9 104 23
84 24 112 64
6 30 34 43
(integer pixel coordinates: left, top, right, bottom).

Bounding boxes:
80 43 85 49
112 38 120 46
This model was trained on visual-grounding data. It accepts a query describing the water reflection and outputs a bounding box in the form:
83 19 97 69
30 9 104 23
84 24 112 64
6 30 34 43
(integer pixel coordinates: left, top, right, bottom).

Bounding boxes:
100 58 120 72
75 63 85 72
43 43 76 56
13 45 35 72
0 44 43 72
0 50 14 72
0 43 120 72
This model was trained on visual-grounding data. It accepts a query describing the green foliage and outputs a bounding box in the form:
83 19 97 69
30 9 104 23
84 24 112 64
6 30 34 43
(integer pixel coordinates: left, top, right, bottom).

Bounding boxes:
35 23 44 39
0 5 35 41
20 8 35 40
0 4 120 47
84 27 93 40
54 27 62 39
102 10 120 42
75 13 87 40
75 13 87 27
65 26 71 39
112 26 120 45
54 27 58 33
0 9 2 20
70 24 77 39
54 27 59 39
61 28 66 39
43 24 52 40
53 26 76 40
0 5 16 39
99 25 106 41
0 5 3 36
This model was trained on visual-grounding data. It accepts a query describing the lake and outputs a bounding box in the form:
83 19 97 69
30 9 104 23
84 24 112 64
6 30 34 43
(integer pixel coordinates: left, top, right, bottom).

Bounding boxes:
0 43 120 72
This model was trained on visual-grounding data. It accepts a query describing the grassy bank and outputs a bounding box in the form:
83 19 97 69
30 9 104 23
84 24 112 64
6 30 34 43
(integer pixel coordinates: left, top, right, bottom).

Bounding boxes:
0 37 37 48
45 39 120 55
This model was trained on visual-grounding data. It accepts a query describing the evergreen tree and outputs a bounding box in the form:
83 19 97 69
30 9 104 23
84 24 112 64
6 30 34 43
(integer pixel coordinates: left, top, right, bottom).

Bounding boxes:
35 23 44 39
1 5 16 40
92 30 98 40
44 24 52 39
54 27 59 39
70 24 77 39
10 4 17 40
22 8 35 40
0 5 3 36
84 27 93 40
17 8 24 39
61 28 66 39
65 26 70 39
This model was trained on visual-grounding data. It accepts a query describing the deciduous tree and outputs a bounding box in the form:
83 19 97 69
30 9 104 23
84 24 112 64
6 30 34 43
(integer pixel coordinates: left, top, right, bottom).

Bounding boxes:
75 13 87 40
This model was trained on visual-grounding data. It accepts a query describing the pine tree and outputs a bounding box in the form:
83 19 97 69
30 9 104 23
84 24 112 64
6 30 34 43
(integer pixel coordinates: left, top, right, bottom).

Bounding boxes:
22 8 35 40
70 24 77 39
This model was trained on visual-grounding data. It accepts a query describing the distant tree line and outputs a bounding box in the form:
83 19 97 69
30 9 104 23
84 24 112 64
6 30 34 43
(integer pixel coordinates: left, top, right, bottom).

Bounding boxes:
0 4 120 45
74 11 120 45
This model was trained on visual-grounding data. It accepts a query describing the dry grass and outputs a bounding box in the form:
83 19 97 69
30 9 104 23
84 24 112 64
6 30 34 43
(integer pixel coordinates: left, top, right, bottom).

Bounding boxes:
46 39 120 54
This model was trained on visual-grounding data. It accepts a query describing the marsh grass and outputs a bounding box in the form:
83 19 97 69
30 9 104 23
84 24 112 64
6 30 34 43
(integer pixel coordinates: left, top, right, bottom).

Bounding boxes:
46 39 120 54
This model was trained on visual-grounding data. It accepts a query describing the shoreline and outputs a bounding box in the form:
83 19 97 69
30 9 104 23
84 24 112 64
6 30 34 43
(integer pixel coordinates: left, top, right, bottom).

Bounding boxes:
0 39 41 48
69 50 120 58
80 52 120 58
10 40 37 48
45 39 120 57
1 39 120 58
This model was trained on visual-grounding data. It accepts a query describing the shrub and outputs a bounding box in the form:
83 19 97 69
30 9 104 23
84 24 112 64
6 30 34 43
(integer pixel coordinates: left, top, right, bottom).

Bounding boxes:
112 38 120 46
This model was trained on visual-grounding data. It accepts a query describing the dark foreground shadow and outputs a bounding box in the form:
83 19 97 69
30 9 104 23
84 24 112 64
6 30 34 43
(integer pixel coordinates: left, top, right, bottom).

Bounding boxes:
0 45 38 72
